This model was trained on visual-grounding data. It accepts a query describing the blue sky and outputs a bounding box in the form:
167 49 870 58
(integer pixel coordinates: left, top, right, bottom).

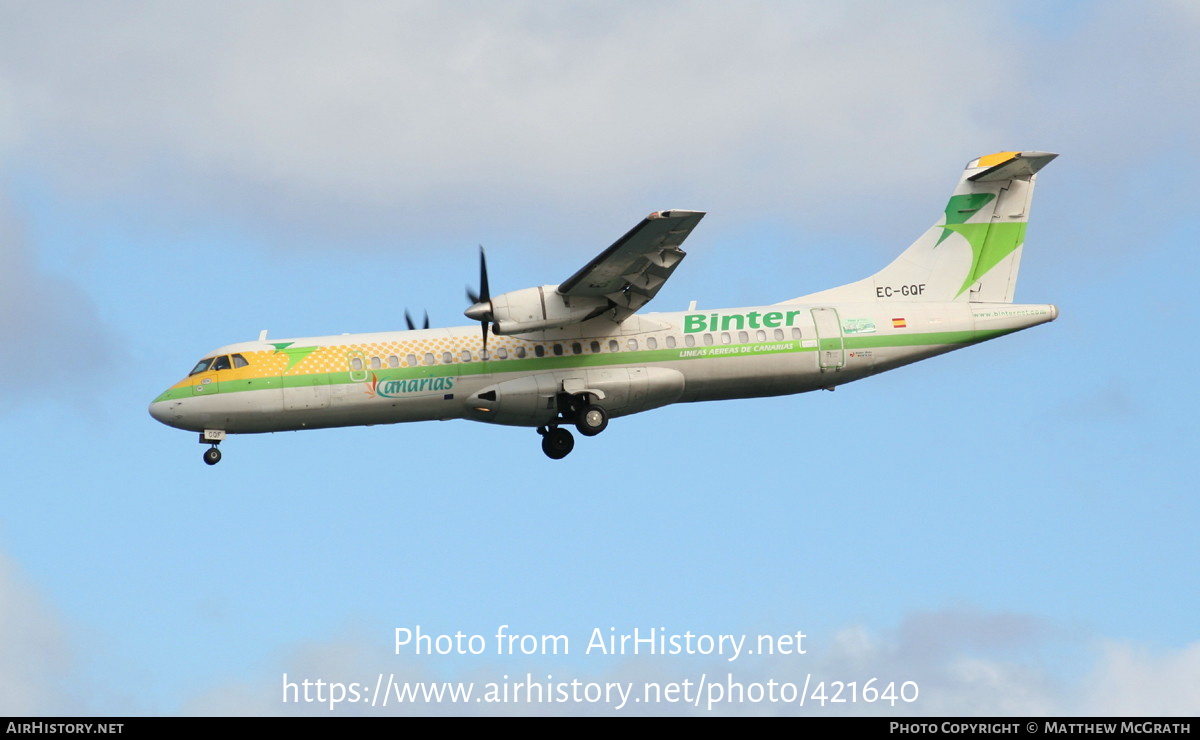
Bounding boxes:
1 1 1197 716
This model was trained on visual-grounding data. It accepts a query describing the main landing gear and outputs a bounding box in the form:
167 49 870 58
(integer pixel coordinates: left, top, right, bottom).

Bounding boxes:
538 426 574 460
574 403 608 437
536 395 610 459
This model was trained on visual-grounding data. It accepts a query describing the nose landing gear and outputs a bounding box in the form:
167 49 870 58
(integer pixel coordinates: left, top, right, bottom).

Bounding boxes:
199 430 226 466
203 446 222 465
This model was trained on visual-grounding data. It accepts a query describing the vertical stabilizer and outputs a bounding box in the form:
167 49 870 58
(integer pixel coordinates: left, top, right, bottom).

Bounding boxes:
788 151 1056 304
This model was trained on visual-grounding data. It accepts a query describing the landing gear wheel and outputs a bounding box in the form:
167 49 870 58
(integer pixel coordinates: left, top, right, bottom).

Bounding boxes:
575 404 608 437
541 427 574 460
203 447 222 466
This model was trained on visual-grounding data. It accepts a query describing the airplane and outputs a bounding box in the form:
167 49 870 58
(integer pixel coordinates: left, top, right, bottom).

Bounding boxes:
150 150 1059 464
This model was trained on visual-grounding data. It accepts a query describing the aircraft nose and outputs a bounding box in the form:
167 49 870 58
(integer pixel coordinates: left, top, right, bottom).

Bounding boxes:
149 398 184 428
148 400 169 424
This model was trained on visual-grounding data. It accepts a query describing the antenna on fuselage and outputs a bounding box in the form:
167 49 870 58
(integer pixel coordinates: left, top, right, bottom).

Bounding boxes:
258 329 269 341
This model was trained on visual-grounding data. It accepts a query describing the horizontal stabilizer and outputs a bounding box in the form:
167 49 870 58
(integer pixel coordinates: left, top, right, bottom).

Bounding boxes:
968 151 1057 182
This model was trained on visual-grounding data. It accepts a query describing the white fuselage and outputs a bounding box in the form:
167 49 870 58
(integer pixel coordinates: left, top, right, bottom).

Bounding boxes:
148 300 1057 436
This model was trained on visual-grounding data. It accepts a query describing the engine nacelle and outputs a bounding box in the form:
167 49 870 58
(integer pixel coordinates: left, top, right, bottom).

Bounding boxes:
488 285 611 335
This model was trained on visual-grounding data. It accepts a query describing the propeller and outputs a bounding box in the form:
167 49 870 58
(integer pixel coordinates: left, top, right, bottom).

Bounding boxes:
464 246 493 354
404 309 430 331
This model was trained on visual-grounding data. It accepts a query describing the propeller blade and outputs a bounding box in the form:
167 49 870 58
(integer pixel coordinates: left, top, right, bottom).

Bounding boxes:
464 245 493 356
406 308 432 332
478 246 490 303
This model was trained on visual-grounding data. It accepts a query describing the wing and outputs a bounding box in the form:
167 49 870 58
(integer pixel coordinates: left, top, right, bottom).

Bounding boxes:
558 209 705 321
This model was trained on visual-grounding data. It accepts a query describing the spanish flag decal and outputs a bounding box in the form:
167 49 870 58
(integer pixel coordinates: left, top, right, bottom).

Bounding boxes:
892 318 907 328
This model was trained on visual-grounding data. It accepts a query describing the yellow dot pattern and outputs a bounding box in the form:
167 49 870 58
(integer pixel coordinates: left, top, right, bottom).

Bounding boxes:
170 325 693 391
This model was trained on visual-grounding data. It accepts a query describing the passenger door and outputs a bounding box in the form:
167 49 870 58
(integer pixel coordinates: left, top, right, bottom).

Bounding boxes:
811 308 845 370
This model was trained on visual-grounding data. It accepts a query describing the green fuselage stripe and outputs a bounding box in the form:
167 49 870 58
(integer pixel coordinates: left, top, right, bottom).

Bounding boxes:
153 328 1014 404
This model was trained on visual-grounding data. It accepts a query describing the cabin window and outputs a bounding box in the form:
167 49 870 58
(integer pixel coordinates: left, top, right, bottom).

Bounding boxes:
461 350 472 362
480 349 490 360
666 336 676 349
791 328 802 340
371 356 381 370
552 344 563 356
738 331 749 343
627 338 638 351
590 341 601 353
350 357 364 371
442 351 453 364
756 330 766 342
647 337 658 350
424 353 435 366
497 347 509 360
702 334 713 346
232 354 249 368
720 332 731 344
774 328 784 340
684 335 695 348
407 354 418 367
535 345 545 358
515 347 526 359
188 358 215 375
608 340 619 352
389 355 400 368
571 342 582 355
211 355 232 371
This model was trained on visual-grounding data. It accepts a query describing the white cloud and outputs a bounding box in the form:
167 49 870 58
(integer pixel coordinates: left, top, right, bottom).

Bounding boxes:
0 553 74 715
177 608 1199 716
808 610 1065 716
0 194 113 410
5 594 1194 715
5 1 1195 247
1081 641 1200 717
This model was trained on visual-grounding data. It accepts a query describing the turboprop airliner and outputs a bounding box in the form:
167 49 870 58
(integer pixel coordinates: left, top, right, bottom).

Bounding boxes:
150 150 1059 464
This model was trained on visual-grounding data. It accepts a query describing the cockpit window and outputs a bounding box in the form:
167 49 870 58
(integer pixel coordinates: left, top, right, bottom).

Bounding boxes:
188 353 245 376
